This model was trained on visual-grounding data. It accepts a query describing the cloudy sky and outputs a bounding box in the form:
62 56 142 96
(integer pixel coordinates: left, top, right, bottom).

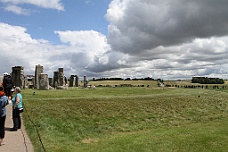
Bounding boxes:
1 0 228 80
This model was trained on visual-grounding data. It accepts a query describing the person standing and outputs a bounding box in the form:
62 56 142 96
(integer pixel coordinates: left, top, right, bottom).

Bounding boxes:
10 87 23 131
2 72 13 101
0 86 8 145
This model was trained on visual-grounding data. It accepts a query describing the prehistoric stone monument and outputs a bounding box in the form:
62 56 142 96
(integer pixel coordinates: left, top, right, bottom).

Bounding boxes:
35 64 43 89
53 68 68 89
8 64 84 90
53 71 59 88
84 75 87 87
69 75 79 87
39 73 49 90
34 64 49 90
75 75 79 87
59 68 64 86
11 66 25 89
69 75 74 87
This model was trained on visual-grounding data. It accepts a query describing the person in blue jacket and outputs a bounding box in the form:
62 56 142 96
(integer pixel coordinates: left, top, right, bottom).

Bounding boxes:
10 87 23 131
0 86 8 146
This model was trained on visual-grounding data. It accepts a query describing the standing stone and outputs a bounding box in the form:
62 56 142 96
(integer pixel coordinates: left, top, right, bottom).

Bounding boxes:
69 75 74 87
32 77 35 89
53 71 59 88
64 75 68 86
35 65 44 89
23 75 28 89
58 68 64 86
39 73 49 90
12 66 25 89
75 75 79 87
83 75 87 87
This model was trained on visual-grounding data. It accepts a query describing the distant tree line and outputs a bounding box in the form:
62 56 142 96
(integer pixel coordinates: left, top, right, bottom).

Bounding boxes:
92 78 123 81
132 77 155 80
91 77 155 81
191 77 224 84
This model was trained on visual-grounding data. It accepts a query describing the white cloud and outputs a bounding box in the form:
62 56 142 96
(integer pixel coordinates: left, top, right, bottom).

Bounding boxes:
106 0 126 23
0 23 114 78
1 21 227 80
99 56 109 65
0 23 69 76
0 0 64 11
1 0 228 80
54 30 110 58
4 4 30 15
102 0 228 79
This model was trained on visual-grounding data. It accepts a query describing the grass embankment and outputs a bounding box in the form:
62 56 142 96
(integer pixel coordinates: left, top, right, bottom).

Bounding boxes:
22 86 228 152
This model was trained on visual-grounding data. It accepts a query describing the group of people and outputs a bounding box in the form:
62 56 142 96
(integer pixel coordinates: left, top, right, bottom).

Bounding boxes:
0 72 23 146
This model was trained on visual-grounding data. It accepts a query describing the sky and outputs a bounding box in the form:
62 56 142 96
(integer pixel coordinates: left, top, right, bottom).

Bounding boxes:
1 0 228 80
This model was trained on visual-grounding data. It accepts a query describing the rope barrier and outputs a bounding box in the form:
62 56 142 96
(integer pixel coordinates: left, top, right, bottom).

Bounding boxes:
23 102 46 152
20 128 29 152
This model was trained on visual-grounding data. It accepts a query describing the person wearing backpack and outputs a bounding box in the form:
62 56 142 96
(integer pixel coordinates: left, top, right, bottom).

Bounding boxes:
0 86 8 146
2 72 13 101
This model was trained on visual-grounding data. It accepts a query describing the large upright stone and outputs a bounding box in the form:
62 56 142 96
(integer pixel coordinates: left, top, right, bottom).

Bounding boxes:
12 66 25 89
69 75 74 87
75 75 79 87
35 65 44 89
39 73 49 90
83 75 87 87
24 75 28 89
58 68 64 86
53 71 59 88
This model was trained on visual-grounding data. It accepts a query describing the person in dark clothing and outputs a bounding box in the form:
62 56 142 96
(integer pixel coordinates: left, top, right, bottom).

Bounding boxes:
0 86 8 146
2 72 13 100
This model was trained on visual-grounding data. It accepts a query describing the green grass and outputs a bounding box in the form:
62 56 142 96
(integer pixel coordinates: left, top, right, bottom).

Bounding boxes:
21 86 228 152
76 121 228 152
88 80 158 87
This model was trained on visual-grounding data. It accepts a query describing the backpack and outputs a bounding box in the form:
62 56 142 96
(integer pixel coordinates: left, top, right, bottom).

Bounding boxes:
0 96 7 116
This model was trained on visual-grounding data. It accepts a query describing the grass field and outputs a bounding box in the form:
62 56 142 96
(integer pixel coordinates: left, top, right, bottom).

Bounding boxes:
87 80 158 87
22 81 228 152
